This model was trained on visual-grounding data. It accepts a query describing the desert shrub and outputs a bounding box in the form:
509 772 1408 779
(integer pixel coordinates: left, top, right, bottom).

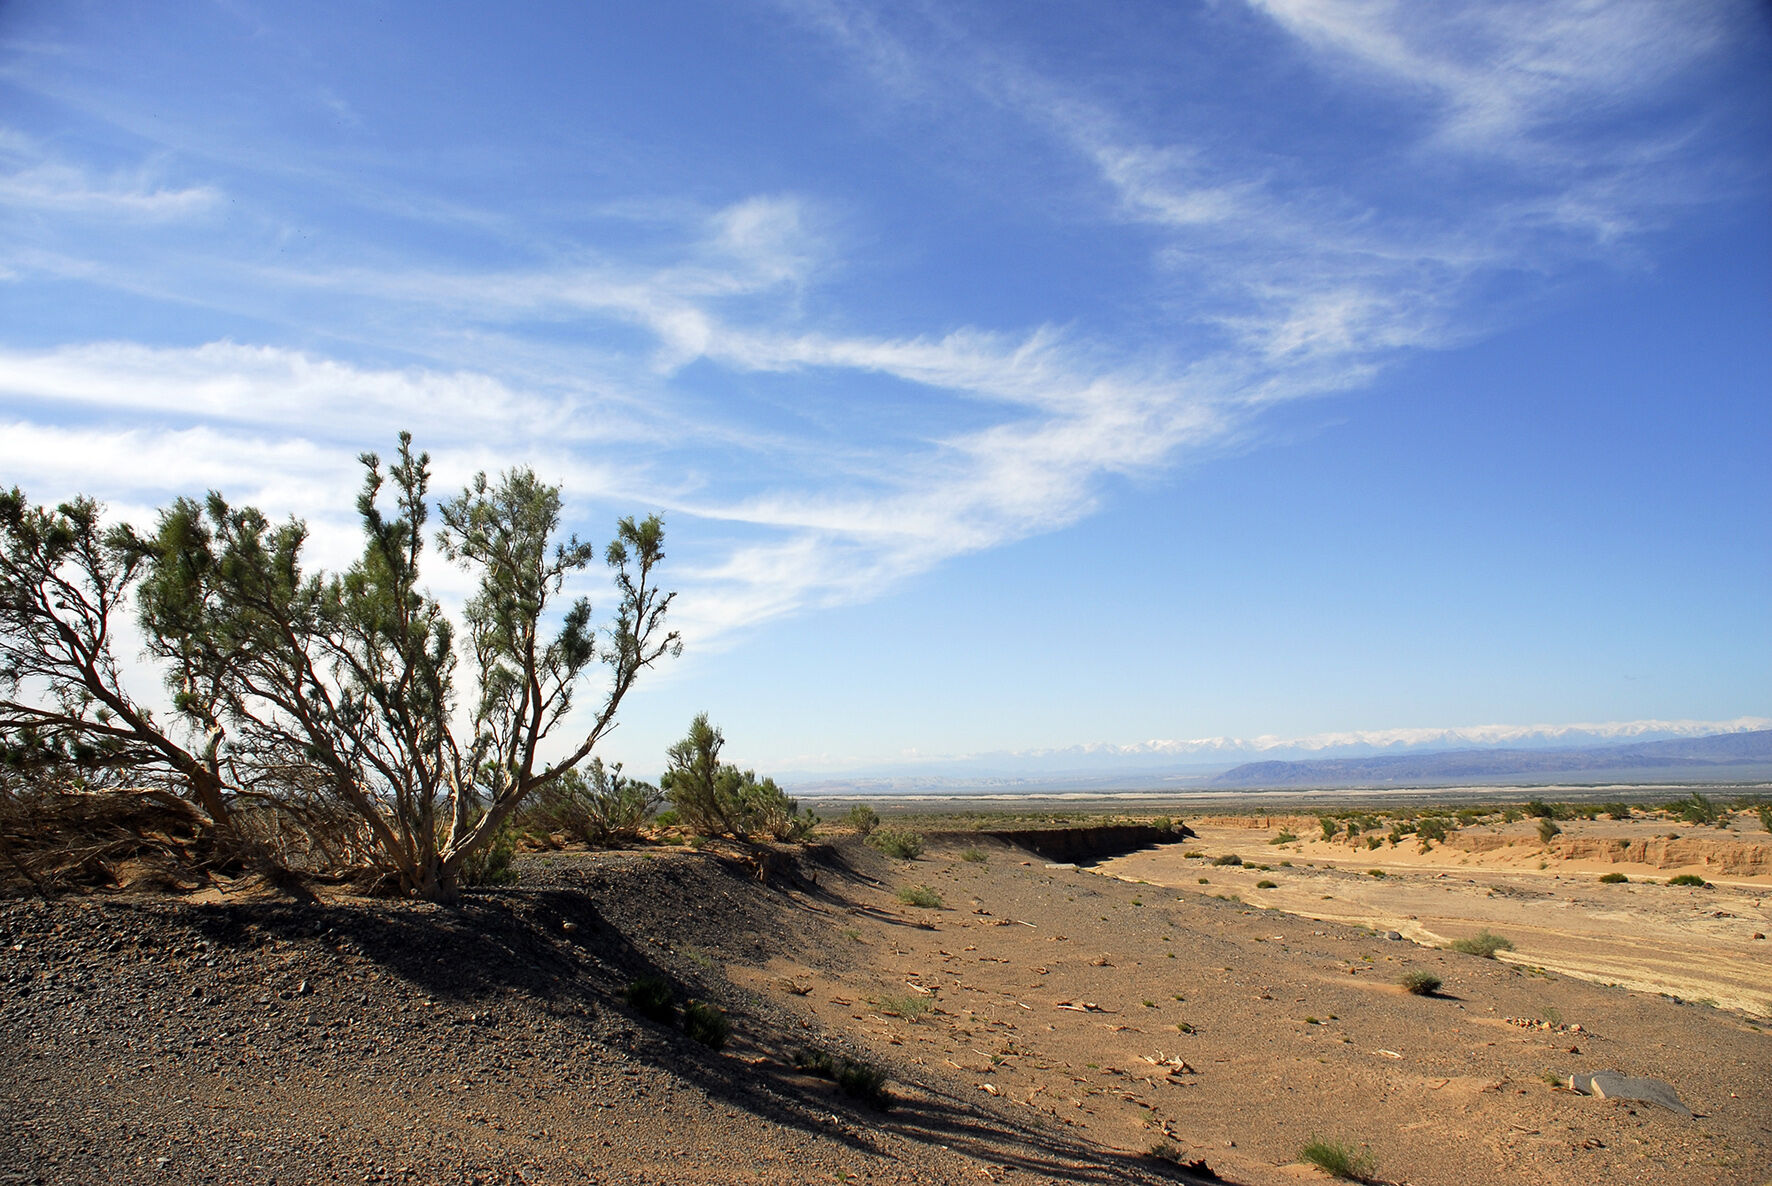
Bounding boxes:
1667 873 1707 887
1603 802 1633 821
521 757 660 846
896 884 942 908
1598 871 1628 884
1399 970 1442 996
1152 816 1174 833
1501 807 1521 823
1757 804 1772 833
1676 792 1719 826
0 443 679 901
1319 817 1339 841
624 975 677 1024
1365 837 1381 850
1212 853 1243 867
683 1000 730 1049
844 804 880 836
663 715 815 841
1367 869 1386 878
653 808 679 828
960 846 987 863
1455 807 1486 824
459 816 518 887
792 1045 835 1075
1270 830 1298 845
1449 930 1514 958
1524 798 1555 819
795 1046 891 1107
1537 818 1561 843
1416 816 1449 843
1256 879 1278 888
1299 1138 1376 1181
834 1057 891 1107
868 827 924 860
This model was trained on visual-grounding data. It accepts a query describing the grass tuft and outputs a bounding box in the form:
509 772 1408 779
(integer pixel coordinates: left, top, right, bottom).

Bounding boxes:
895 884 943 908
624 975 677 1024
1398 970 1442 996
1449 929 1514 958
682 999 730 1049
1299 1137 1377 1181
868 827 925 859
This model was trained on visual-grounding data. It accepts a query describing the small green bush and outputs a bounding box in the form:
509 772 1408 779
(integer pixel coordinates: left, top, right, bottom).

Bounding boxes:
1367 868 1386 878
1537 818 1561 843
845 804 880 836
1399 970 1441 996
653 808 680 828
834 1057 891 1107
1598 871 1628 884
896 884 942 908
960 846 987 863
1449 929 1514 958
1667 873 1707 887
1212 853 1243 867
1152 816 1174 833
1319 816 1339 841
1256 879 1277 889
1603 802 1633 821
868 827 925 860
683 1000 729 1049
1300 1138 1376 1181
625 975 677 1024
1757 804 1772 833
1270 830 1298 845
1677 792 1719 826
460 817 518 887
1525 798 1555 819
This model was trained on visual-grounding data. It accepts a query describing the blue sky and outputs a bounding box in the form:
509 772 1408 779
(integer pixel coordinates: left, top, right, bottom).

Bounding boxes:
2 1 1768 782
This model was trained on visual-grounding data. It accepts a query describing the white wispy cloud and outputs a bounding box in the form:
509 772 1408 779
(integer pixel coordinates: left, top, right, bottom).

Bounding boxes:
0 131 220 218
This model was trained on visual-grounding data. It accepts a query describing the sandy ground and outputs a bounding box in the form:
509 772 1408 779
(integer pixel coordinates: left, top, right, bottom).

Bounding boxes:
8 828 1771 1185
1097 815 1772 1017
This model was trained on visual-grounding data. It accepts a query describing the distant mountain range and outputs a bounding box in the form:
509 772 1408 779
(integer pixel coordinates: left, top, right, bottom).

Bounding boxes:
783 719 1772 794
1210 729 1772 788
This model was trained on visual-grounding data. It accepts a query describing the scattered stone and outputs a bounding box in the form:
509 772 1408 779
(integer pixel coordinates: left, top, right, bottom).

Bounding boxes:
1567 1071 1693 1118
1384 931 1404 941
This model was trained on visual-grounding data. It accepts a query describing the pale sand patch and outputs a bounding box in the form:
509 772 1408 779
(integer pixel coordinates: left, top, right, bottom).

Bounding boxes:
1097 817 1772 1016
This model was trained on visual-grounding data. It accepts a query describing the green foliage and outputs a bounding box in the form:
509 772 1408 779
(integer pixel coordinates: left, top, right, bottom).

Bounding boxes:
870 991 931 1017
960 846 987 863
1152 815 1174 833
1598 871 1628 884
1416 816 1449 843
662 714 815 841
1667 873 1707 887
522 757 660 845
1319 816 1339 841
1537 818 1561 843
0 439 680 901
1675 792 1719 826
1449 930 1515 958
1270 830 1298 845
624 975 677 1024
868 827 925 860
683 1000 730 1049
896 884 942 908
459 816 518 886
844 804 880 836
1256 879 1278 888
1757 804 1772 833
1603 802 1633 821
1212 853 1243 867
1299 1138 1377 1181
1524 798 1555 819
1399 970 1442 996
794 1046 891 1108
1367 869 1386 878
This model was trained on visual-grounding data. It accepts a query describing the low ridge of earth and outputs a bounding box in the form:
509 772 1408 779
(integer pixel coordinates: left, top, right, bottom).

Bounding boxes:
5 832 1770 1185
